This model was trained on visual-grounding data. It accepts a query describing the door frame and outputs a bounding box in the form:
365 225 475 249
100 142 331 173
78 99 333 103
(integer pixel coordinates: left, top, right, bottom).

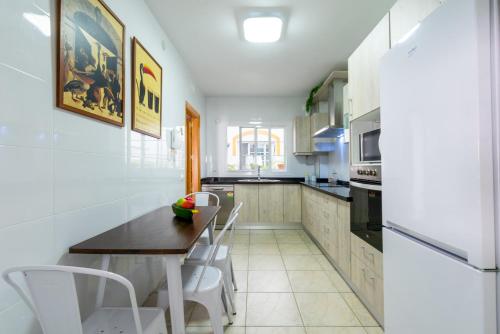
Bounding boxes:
185 102 201 194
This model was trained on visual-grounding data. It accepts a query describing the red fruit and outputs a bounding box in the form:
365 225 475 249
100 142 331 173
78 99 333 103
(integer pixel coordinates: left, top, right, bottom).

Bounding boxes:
181 199 195 209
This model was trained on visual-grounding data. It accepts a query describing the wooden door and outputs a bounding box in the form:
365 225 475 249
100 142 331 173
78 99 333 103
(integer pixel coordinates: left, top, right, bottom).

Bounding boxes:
284 184 302 223
234 184 259 223
258 184 284 224
186 103 200 193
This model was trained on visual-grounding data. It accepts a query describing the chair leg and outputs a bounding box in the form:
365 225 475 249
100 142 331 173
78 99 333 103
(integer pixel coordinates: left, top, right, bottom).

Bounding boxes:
205 292 225 334
223 264 236 314
230 257 238 291
222 285 234 324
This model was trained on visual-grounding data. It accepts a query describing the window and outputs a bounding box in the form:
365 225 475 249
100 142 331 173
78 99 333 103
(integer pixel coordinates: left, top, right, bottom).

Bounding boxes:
227 126 286 172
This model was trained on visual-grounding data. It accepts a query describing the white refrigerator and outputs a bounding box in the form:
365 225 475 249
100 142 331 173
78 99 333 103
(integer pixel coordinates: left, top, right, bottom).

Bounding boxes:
380 0 500 333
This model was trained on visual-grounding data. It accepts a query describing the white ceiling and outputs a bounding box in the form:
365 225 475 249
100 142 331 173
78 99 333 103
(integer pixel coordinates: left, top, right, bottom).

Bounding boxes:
145 0 396 97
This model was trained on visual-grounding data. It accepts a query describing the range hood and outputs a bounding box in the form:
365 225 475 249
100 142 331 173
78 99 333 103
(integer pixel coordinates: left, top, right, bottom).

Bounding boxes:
312 72 348 138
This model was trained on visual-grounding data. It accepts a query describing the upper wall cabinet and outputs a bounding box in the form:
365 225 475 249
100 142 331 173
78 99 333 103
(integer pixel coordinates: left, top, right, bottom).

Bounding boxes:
348 14 390 120
293 116 313 155
390 0 444 45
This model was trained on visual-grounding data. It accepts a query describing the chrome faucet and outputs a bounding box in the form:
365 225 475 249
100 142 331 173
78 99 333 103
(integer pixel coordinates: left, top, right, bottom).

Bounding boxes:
257 166 261 180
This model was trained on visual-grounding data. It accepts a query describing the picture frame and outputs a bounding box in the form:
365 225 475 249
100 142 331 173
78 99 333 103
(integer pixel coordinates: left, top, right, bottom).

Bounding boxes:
131 37 163 139
56 0 125 126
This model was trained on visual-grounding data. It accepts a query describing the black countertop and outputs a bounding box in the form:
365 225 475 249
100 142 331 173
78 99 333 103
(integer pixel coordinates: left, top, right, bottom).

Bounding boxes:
201 177 352 202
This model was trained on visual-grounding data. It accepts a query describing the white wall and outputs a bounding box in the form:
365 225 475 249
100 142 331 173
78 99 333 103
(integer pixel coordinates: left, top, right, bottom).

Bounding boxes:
0 0 205 332
206 97 315 177
316 137 350 181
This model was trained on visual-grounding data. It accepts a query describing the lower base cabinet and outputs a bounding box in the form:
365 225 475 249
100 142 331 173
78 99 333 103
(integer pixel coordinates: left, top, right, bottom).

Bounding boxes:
302 185 384 326
234 184 302 224
350 233 384 323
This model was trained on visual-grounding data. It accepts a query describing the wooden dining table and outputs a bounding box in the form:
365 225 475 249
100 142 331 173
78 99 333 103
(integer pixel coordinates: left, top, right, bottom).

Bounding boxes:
69 205 221 334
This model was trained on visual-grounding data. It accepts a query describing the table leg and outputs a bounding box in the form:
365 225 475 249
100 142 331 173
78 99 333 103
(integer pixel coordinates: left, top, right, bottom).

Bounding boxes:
208 220 215 244
165 254 185 334
95 254 111 308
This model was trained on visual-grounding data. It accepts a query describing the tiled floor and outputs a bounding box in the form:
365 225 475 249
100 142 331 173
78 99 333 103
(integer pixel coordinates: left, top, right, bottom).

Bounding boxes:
147 229 384 334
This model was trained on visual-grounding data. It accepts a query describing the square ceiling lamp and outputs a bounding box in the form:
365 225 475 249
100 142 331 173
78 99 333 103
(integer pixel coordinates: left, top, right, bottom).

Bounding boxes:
237 8 288 43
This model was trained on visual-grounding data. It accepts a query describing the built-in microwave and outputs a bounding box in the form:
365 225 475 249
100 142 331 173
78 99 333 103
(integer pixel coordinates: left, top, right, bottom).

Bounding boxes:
359 128 381 163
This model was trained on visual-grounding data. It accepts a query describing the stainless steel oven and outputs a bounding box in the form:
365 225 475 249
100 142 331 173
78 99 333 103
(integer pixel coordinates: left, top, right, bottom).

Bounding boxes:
350 165 382 252
201 184 234 226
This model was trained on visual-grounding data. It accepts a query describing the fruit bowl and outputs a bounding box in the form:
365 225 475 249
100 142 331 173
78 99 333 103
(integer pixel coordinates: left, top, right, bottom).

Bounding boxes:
172 204 198 221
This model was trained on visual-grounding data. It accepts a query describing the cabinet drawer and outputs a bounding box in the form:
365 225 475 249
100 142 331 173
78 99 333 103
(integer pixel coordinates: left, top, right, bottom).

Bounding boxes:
350 254 384 319
351 233 383 277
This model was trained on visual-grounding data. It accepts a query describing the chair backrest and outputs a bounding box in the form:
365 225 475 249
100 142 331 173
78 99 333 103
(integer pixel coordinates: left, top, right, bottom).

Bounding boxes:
186 192 220 225
194 209 239 292
2 265 144 334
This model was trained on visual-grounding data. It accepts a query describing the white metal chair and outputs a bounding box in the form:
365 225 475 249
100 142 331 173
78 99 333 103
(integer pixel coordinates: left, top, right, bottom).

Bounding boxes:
187 192 220 245
2 265 167 334
184 202 243 314
156 210 240 334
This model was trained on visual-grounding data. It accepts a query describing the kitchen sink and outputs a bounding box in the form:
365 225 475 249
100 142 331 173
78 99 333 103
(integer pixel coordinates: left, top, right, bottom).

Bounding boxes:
237 179 281 183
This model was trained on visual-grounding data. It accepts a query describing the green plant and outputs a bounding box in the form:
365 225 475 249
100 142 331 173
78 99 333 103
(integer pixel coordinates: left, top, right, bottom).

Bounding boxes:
305 83 322 114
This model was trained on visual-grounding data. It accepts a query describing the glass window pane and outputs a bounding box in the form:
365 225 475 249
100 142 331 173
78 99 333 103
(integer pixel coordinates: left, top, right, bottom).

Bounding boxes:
257 128 269 142
271 128 285 156
272 155 286 171
227 126 240 171
242 154 256 170
256 142 270 169
241 127 255 142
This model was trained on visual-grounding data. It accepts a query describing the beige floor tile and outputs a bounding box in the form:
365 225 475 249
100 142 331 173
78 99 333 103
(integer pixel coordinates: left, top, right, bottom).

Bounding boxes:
248 270 292 292
274 230 301 237
325 270 352 292
248 255 285 270
234 229 250 235
231 234 250 244
164 301 196 325
282 255 323 270
249 243 280 255
232 254 249 270
306 327 367 334
233 270 248 292
295 293 361 327
307 243 324 254
279 243 312 255
247 327 306 334
246 293 303 326
185 326 245 334
251 230 275 235
231 243 249 255
287 270 338 292
250 234 277 243
188 293 246 327
364 327 384 334
342 293 378 327
276 235 307 244
313 255 336 271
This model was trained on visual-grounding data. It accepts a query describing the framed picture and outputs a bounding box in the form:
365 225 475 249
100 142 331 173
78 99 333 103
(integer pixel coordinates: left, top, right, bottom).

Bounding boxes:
132 37 163 139
56 0 125 126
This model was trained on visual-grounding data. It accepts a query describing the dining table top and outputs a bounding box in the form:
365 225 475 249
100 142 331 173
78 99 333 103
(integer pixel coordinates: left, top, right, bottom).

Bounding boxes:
69 205 220 255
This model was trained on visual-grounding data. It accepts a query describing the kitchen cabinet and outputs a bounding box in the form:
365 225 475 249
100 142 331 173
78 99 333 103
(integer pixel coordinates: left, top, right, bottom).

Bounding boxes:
284 184 302 223
258 184 284 224
234 184 259 223
337 201 351 277
351 233 384 322
301 186 350 277
343 84 351 142
293 116 312 155
390 0 444 45
310 108 329 135
348 14 390 120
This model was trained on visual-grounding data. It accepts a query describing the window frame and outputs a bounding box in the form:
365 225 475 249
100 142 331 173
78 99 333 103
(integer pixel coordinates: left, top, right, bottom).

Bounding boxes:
226 125 286 173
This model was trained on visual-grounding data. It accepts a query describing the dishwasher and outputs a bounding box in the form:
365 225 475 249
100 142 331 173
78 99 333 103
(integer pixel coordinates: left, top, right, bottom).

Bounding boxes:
201 184 234 227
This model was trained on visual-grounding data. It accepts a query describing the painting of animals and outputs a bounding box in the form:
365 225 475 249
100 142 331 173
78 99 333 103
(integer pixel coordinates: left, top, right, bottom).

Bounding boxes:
57 0 125 126
132 37 162 139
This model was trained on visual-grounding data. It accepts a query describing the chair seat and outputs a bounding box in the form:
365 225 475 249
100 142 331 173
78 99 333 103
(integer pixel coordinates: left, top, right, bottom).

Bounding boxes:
197 229 211 245
83 307 166 334
186 245 229 265
159 265 223 295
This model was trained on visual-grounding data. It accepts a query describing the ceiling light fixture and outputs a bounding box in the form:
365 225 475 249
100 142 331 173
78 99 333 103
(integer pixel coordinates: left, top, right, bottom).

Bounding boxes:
249 121 262 125
243 16 283 43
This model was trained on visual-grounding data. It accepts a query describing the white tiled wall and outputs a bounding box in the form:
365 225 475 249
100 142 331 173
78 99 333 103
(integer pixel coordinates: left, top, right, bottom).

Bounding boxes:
0 0 205 332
